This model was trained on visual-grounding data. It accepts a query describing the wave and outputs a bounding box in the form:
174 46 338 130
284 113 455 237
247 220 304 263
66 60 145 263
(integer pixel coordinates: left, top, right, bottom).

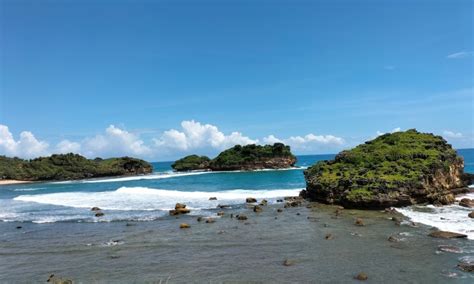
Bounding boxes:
49 167 307 185
14 186 303 211
396 192 474 240
50 171 212 184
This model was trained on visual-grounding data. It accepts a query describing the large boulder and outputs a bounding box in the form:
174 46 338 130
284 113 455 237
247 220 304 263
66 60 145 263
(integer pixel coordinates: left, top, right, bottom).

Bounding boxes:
302 130 468 209
169 203 191 215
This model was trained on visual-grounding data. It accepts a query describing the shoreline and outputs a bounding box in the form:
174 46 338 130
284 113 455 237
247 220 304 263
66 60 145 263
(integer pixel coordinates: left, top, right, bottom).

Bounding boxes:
0 180 33 186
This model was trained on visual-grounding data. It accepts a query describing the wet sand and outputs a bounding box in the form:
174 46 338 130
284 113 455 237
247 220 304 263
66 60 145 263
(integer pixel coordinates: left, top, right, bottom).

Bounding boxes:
0 201 473 283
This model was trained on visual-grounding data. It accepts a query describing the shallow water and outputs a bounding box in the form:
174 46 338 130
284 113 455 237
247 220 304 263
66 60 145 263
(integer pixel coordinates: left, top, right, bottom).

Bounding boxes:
1 203 473 283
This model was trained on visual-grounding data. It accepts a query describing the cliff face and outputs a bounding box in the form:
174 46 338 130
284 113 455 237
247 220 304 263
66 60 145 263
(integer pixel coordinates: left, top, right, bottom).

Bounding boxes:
302 129 468 209
209 156 296 171
173 143 297 172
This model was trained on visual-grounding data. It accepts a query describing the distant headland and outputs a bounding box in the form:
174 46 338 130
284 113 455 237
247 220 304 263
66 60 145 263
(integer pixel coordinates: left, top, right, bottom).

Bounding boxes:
0 153 153 183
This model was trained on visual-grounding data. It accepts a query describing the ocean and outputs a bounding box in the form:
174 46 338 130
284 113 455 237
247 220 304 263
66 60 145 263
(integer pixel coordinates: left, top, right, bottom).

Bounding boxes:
0 150 473 282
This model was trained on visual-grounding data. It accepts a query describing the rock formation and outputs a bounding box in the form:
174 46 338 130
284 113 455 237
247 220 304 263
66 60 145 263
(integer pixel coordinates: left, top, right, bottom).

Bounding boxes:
172 143 296 171
302 129 468 209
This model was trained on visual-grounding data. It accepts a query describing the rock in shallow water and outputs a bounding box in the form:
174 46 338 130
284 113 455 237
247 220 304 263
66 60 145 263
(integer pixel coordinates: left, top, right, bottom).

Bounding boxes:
388 235 400 243
236 214 248 221
283 259 296 266
354 272 368 281
428 231 467 239
170 203 191 216
437 245 463 254
246 197 257 203
459 198 474 208
354 218 365 226
253 205 263 213
179 223 190 229
457 256 474 272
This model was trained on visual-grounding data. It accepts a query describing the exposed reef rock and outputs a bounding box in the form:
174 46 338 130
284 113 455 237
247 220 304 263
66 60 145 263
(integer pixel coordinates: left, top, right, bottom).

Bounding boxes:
302 129 468 209
172 143 296 172
0 153 152 182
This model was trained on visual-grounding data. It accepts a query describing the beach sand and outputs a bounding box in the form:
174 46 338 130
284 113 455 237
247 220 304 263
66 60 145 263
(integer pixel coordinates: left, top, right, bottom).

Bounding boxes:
0 180 32 186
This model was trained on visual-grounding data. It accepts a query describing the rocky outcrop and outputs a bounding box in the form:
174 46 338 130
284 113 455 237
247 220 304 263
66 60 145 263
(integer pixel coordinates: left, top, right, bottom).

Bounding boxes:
302 129 469 209
172 143 297 172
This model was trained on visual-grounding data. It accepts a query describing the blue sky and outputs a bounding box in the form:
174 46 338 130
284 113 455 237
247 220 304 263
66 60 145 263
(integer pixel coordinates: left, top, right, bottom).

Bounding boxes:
0 0 473 160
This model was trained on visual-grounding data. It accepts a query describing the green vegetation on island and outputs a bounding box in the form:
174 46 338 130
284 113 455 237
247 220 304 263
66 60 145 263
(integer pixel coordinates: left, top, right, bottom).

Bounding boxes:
302 129 468 209
172 143 297 171
0 153 153 181
171 155 210 171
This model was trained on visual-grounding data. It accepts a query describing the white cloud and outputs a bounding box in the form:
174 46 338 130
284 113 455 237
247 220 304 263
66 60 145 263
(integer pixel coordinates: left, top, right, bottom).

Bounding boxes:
262 133 344 153
154 120 257 152
447 51 473 59
81 125 151 158
56 140 81 154
443 130 463 139
1 121 347 160
0 124 50 159
262 135 283 144
376 127 401 137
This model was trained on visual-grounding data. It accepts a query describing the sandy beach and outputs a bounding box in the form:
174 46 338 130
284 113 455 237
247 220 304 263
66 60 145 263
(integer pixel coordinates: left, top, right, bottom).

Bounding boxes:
0 180 33 186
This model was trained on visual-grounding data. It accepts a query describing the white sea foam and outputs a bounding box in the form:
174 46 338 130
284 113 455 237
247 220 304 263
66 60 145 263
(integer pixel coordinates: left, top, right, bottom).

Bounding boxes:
396 192 474 240
50 171 212 184
12 187 45 192
14 186 302 211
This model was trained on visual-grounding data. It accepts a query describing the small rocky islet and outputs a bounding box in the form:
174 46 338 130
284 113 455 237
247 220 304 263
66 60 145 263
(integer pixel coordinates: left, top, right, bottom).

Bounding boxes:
301 129 472 209
171 143 296 171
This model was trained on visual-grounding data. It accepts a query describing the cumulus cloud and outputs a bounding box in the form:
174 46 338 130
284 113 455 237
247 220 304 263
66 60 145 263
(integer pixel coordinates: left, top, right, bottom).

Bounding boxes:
81 125 151 158
443 130 463 139
262 133 344 153
56 140 82 154
154 120 258 152
447 51 473 59
0 125 50 159
1 121 347 159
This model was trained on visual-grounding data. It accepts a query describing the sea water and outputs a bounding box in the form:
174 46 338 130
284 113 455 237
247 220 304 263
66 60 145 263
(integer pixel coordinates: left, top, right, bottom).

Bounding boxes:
0 151 473 282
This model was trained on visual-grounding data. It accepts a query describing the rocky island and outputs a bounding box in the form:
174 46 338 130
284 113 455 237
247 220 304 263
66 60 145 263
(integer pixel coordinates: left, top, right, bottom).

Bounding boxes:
302 129 469 209
0 153 153 182
172 143 297 171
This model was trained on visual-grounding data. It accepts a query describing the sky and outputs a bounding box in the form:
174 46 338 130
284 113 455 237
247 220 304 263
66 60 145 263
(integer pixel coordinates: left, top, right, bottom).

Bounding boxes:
0 0 473 161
